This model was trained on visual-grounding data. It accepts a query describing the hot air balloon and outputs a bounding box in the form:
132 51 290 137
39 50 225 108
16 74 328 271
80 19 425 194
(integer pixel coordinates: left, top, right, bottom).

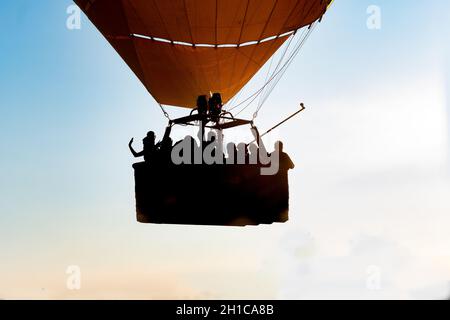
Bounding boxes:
74 0 332 226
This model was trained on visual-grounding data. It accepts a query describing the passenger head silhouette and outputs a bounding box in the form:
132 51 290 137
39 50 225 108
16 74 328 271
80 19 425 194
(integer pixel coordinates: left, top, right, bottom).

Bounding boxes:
162 137 172 149
197 95 209 115
144 131 156 145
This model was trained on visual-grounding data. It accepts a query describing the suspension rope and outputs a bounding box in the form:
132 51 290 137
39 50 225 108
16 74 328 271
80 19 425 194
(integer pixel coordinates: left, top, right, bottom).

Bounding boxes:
225 35 298 113
158 103 171 121
257 50 276 108
253 28 304 118
254 23 317 118
228 22 316 119
155 23 317 123
227 30 303 113
232 23 316 118
255 30 297 111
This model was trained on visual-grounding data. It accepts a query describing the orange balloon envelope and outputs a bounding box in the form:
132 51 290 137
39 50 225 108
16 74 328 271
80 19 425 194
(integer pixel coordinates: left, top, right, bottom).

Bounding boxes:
75 0 331 108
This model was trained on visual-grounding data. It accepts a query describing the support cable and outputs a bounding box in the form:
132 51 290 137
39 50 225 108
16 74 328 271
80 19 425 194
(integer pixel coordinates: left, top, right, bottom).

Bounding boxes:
229 23 315 117
232 23 316 118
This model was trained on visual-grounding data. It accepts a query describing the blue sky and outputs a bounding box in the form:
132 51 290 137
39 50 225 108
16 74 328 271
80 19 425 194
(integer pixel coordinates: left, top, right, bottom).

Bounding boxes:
1 1 450 299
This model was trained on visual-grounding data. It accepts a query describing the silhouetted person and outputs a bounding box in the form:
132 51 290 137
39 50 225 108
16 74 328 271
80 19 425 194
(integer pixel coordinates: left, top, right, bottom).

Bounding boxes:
161 137 173 151
197 95 209 116
129 131 157 163
274 141 294 170
208 93 223 118
157 136 173 165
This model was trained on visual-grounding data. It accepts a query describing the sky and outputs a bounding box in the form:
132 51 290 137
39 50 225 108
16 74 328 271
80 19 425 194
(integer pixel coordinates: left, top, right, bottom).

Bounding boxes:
0 0 450 299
